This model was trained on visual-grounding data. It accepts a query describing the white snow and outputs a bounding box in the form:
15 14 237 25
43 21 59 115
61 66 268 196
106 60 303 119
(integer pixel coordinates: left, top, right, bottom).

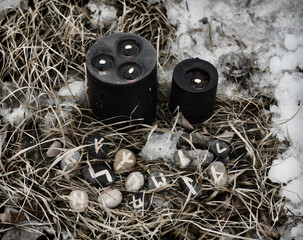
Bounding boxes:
41 106 73 129
0 0 26 17
284 34 303 51
57 80 85 104
87 1 116 26
139 132 178 164
0 105 29 126
267 35 303 224
290 222 303 238
268 148 302 183
282 176 303 204
269 48 303 74
269 72 303 151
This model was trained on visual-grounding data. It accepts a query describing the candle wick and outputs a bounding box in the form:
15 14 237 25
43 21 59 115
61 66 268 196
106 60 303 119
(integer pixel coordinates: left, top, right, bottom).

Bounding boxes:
99 59 106 65
194 78 202 84
129 67 134 74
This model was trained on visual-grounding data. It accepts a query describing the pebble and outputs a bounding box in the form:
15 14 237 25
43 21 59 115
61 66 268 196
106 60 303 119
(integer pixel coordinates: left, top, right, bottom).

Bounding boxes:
46 141 62 157
206 161 228 187
98 189 122 208
87 133 108 158
113 149 136 172
128 192 150 210
125 172 144 191
173 149 191 168
83 163 116 187
175 112 194 130
60 150 81 173
188 149 214 167
179 176 202 199
148 171 170 191
69 190 89 212
209 139 230 158
178 132 211 149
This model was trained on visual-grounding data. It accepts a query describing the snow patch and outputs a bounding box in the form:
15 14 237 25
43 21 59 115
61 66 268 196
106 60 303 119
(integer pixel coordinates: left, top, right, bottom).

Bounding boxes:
139 132 179 164
57 81 85 104
282 176 303 204
87 1 116 26
268 148 301 183
270 72 303 151
284 34 303 51
269 48 303 74
290 222 303 238
0 105 29 126
0 0 27 17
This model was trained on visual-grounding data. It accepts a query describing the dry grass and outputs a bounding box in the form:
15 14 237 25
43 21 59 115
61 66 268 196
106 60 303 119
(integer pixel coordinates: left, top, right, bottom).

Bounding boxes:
0 0 286 239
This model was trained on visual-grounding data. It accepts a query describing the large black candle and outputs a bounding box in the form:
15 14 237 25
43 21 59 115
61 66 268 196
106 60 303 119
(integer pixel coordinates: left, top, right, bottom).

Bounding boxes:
170 58 218 124
86 33 157 125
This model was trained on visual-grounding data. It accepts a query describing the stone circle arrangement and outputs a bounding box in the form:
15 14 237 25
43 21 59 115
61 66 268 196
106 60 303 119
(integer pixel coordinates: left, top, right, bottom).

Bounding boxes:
0 1 287 239
59 133 230 212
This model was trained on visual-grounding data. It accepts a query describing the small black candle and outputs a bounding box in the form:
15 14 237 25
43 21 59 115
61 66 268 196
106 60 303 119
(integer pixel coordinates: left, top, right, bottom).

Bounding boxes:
170 58 218 124
86 33 157 125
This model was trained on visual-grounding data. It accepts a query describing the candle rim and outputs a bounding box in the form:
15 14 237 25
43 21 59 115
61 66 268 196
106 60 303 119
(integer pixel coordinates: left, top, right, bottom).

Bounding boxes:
172 58 218 93
86 33 157 86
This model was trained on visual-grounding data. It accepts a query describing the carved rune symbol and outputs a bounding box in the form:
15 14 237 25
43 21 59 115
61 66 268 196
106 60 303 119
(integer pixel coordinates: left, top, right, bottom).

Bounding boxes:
182 176 197 195
130 195 143 208
116 151 133 171
129 174 140 189
216 143 227 154
70 191 86 209
210 166 224 184
94 138 104 154
89 167 113 182
178 150 188 166
151 172 167 188
64 152 78 166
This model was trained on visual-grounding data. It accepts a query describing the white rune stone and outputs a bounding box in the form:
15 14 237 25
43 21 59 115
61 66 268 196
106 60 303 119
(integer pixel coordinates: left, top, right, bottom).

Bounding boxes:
114 149 136 172
116 152 133 171
125 172 144 191
69 190 88 212
211 165 225 184
64 152 78 166
207 161 228 187
61 150 81 173
98 189 122 208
